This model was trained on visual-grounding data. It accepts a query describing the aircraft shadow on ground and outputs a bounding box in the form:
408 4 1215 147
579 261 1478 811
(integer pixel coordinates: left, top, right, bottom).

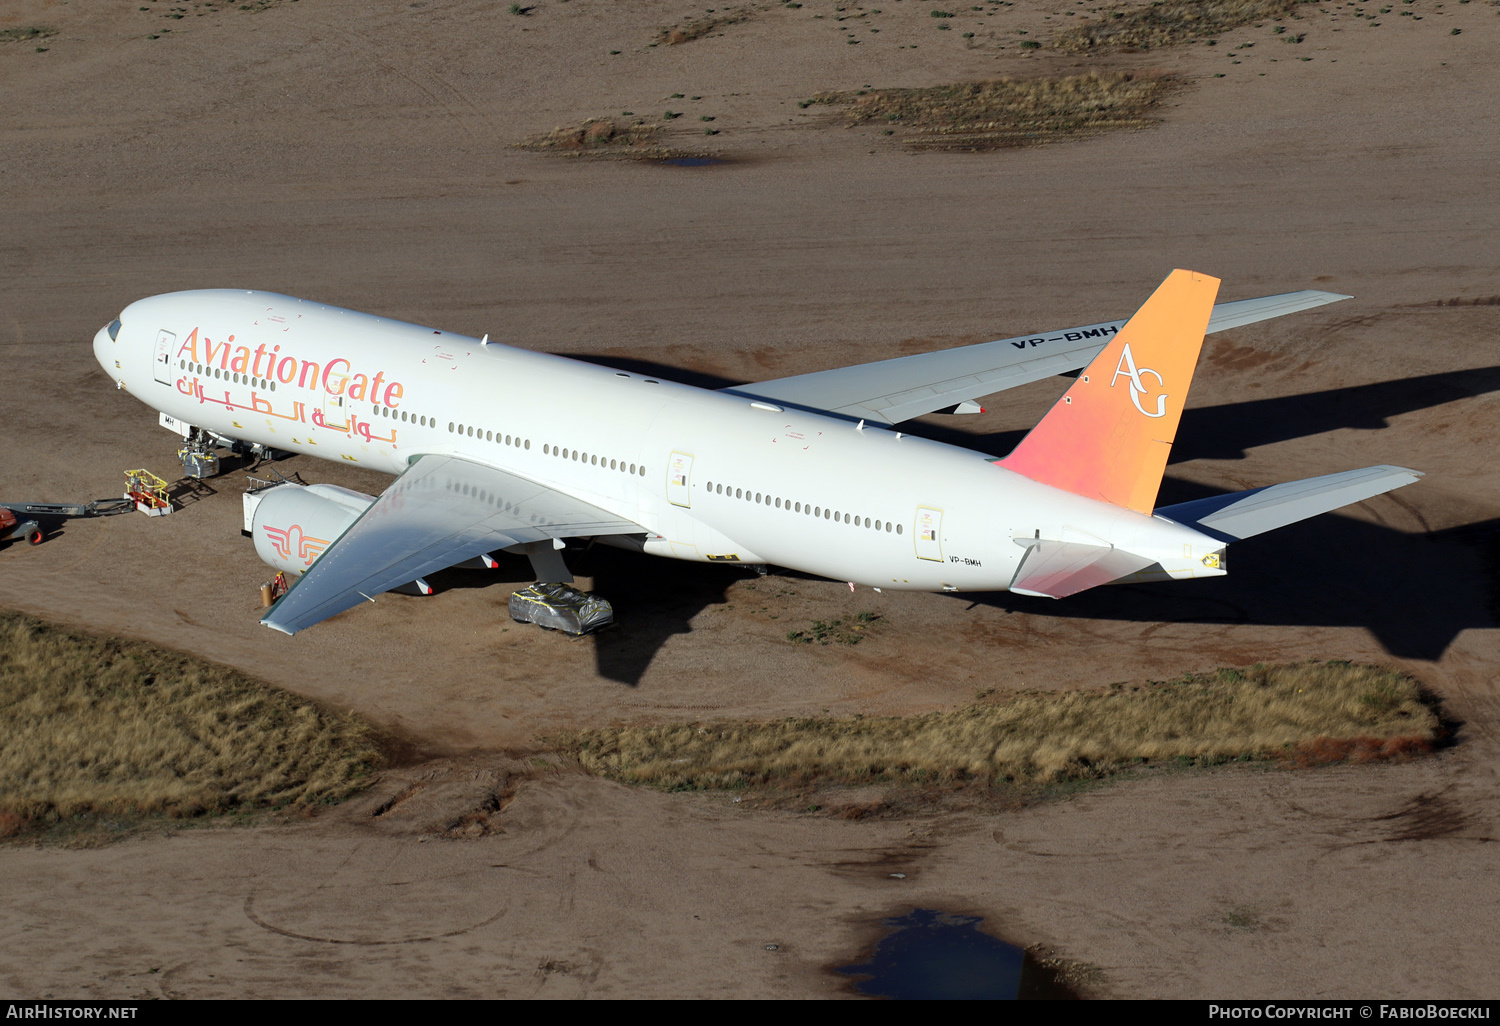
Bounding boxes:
966 480 1498 662
424 545 746 687
576 545 746 686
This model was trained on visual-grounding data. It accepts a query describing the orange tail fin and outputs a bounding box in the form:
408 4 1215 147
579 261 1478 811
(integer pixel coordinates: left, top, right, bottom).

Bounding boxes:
998 269 1220 514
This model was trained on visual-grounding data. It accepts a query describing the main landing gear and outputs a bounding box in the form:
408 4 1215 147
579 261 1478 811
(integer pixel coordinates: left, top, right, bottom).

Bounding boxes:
505 538 614 636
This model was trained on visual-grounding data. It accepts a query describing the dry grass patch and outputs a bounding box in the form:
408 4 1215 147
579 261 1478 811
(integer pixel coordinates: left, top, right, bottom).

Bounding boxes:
557 662 1439 790
655 7 754 45
1052 0 1297 52
515 118 704 161
0 612 382 835
808 73 1180 152
0 25 57 44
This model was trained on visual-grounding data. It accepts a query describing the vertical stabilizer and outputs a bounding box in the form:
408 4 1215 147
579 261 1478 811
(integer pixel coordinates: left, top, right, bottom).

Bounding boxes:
998 269 1220 514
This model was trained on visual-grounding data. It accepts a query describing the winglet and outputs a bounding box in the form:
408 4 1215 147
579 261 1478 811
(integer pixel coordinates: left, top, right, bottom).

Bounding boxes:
998 269 1220 514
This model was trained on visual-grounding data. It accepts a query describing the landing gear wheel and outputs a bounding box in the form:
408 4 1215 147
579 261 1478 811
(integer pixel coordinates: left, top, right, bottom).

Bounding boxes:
26 529 44 545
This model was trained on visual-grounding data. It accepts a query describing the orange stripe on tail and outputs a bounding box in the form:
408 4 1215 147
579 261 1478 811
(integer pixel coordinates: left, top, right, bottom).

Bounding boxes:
998 269 1220 514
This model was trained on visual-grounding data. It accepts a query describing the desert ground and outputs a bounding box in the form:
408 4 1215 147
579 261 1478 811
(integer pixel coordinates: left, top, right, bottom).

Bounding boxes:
2 0 1499 999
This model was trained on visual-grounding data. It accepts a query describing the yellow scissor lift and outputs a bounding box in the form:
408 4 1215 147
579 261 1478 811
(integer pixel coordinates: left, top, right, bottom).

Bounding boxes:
124 469 174 516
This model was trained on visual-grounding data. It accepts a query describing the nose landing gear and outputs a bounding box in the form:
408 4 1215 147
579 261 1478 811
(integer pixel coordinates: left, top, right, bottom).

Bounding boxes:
178 429 221 479
176 426 290 480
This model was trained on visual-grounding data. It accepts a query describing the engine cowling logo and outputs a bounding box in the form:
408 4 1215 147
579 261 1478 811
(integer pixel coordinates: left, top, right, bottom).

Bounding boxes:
262 523 330 567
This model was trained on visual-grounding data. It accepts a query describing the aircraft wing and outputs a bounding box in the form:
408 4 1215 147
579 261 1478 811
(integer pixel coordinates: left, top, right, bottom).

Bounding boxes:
261 454 642 635
725 290 1352 425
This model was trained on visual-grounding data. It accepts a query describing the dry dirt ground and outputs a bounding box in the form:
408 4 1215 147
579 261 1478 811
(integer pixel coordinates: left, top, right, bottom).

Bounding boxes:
2 0 1499 1000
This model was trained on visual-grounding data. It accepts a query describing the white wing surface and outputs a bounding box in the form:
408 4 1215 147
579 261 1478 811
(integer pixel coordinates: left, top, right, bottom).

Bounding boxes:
727 290 1352 424
1156 465 1423 542
261 454 642 635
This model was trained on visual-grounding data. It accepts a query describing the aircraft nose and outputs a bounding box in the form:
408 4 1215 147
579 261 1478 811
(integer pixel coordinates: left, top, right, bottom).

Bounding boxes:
93 318 120 376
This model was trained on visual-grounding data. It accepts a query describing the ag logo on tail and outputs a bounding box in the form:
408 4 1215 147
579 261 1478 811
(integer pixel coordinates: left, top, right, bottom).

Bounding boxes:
1111 343 1167 419
996 268 1219 514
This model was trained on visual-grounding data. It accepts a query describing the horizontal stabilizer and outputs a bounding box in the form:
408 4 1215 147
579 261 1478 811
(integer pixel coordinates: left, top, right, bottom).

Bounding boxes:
1009 540 1156 599
1155 465 1423 542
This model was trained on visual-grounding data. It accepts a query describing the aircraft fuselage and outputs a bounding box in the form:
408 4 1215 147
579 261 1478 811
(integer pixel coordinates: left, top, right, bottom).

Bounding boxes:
95 289 1222 593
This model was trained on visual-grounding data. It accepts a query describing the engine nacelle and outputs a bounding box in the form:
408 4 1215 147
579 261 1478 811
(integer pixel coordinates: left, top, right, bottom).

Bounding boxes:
245 483 374 575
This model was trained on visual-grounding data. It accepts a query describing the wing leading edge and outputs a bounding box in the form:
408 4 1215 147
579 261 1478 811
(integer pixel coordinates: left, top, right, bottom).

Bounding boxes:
261 454 642 635
726 290 1352 425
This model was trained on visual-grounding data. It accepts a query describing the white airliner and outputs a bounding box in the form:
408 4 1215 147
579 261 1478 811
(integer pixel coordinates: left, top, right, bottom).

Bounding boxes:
92 270 1420 635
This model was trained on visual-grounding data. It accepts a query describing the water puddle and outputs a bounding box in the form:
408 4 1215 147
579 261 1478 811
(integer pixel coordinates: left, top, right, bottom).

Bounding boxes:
654 156 728 167
835 908 1073 1000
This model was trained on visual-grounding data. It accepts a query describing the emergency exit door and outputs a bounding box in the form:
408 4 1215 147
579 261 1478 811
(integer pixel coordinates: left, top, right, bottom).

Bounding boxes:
914 506 944 562
667 451 694 508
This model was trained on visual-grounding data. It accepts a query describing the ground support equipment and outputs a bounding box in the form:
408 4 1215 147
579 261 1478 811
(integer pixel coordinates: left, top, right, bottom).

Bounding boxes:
0 497 133 546
124 469 174 516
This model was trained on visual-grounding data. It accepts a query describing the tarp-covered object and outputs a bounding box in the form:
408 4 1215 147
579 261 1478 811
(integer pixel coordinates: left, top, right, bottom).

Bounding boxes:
508 583 614 635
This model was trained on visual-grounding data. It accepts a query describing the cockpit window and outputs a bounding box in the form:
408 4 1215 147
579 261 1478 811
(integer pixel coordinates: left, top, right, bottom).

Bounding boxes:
107 318 122 341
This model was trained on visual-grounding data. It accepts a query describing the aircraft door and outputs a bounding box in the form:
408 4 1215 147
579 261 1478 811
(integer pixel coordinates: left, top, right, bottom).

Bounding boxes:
153 330 175 384
667 451 694 508
323 388 348 432
914 506 944 562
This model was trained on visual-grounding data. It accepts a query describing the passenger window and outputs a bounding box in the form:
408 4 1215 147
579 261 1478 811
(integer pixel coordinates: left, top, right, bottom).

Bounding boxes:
897 523 903 535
